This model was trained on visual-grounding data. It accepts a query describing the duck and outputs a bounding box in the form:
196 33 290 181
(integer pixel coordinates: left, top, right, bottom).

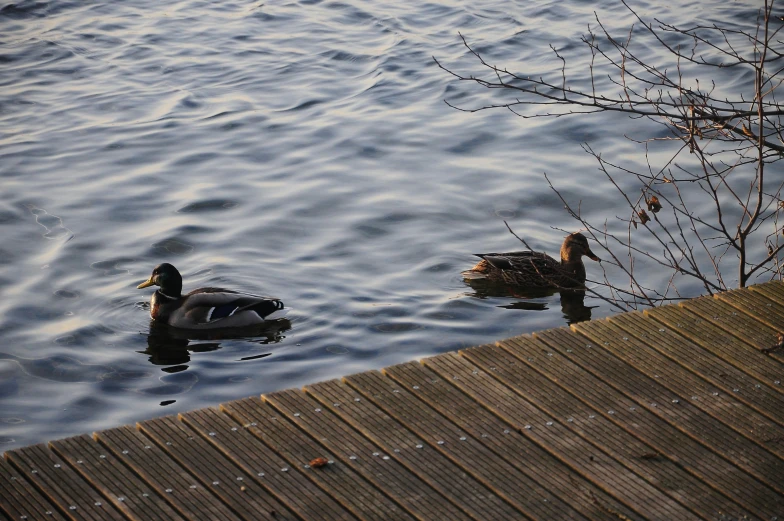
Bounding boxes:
137 263 287 329
464 232 600 288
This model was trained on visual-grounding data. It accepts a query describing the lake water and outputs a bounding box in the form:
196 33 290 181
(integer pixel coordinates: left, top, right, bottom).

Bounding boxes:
0 0 768 449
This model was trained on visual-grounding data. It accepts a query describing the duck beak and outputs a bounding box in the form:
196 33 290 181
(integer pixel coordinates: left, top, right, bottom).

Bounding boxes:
586 249 601 262
137 278 155 289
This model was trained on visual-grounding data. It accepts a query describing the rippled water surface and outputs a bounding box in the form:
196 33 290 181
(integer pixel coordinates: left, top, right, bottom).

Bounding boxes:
0 0 765 448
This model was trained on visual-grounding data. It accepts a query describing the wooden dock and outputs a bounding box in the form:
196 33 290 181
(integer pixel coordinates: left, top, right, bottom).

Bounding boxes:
3 282 784 520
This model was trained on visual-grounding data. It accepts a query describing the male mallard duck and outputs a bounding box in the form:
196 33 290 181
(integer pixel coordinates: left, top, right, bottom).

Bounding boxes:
137 263 287 329
465 232 600 288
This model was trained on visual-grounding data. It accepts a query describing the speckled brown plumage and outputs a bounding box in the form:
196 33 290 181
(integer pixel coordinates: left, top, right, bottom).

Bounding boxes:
464 232 600 288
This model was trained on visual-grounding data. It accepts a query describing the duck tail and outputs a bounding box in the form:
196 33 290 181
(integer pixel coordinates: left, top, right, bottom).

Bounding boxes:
477 254 514 271
263 308 289 320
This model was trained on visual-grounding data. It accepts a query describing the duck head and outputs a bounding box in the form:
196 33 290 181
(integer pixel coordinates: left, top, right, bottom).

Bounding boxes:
137 263 183 297
560 232 600 264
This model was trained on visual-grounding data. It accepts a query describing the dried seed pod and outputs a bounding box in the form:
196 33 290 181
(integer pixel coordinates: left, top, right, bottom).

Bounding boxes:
647 195 662 213
309 457 329 468
637 209 650 225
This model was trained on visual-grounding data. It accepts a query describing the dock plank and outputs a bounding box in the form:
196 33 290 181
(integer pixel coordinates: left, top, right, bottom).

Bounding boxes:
415 355 698 520
608 310 784 428
460 342 750 520
542 325 784 494
181 406 352 521
527 330 784 519
5 443 124 521
305 378 526 521
720 282 784 333
265 387 473 521
387 358 657 521
140 413 296 521
346 370 594 520
49 434 184 521
682 296 782 355
0 458 65 521
749 278 784 306
575 317 784 454
647 304 784 391
97 425 244 521
223 396 412 521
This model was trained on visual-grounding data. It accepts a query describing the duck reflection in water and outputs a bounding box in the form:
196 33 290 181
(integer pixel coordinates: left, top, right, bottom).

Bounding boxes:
463 278 597 325
141 319 292 369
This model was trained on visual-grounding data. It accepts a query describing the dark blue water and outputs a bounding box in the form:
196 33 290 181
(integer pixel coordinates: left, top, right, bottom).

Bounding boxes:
0 0 767 449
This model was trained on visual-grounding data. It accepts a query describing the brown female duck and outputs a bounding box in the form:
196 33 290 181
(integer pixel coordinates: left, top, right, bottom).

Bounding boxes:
465 232 600 288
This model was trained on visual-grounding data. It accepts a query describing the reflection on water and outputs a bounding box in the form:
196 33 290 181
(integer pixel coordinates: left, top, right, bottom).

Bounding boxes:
559 291 597 325
464 278 596 325
142 319 291 367
0 352 115 383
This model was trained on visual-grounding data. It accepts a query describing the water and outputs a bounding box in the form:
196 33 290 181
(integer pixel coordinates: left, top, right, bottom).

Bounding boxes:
0 0 769 449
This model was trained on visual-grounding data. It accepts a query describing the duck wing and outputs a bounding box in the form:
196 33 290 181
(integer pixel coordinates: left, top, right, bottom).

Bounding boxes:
474 251 551 271
178 289 286 326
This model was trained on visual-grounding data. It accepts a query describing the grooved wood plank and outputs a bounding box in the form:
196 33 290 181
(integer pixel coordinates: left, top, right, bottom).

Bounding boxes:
0 458 65 520
682 296 782 354
647 304 784 390
265 387 472 521
461 342 750 521
609 311 784 428
139 414 295 521
49 434 183 521
5 444 124 521
387 358 652 521
223 396 411 521
738 280 784 306
720 284 784 360
541 325 784 495
720 283 784 333
518 331 784 519
575 317 784 454
97 425 243 521
305 379 527 521
345 370 593 520
182 405 354 521
749 279 784 305
415 354 698 520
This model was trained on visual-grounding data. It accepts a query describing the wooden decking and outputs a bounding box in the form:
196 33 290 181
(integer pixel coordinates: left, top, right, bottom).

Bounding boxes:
4 282 784 521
